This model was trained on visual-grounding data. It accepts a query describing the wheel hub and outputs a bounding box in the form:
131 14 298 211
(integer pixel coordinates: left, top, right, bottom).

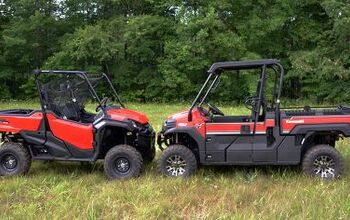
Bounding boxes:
313 155 335 178
166 155 186 176
115 158 130 173
1 154 18 170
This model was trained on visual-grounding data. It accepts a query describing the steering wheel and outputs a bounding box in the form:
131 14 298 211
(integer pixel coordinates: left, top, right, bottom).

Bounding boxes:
208 103 224 116
197 106 210 117
244 96 259 112
244 96 267 113
95 97 109 112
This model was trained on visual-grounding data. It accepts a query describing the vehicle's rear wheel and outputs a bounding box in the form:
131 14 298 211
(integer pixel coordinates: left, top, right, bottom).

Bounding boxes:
157 145 197 177
0 142 31 176
104 145 143 180
142 146 156 164
302 144 344 179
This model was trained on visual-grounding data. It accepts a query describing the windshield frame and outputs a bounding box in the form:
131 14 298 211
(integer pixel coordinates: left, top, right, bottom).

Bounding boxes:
87 73 125 108
187 60 284 122
34 70 124 114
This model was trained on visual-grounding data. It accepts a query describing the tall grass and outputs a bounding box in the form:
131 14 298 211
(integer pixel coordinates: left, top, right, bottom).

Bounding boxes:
0 102 349 219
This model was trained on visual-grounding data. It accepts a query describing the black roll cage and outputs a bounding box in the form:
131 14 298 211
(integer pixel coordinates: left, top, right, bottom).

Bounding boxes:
33 70 125 115
188 59 285 127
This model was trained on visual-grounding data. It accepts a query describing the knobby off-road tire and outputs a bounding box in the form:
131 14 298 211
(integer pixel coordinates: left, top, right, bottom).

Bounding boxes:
104 145 143 180
142 145 156 164
157 144 197 178
302 144 344 179
0 142 31 176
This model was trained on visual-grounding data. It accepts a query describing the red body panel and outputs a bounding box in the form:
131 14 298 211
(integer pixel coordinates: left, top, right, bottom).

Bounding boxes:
169 108 276 136
282 115 350 133
0 107 148 151
170 107 350 136
169 108 208 137
0 112 43 133
206 119 275 134
47 113 93 150
107 108 149 124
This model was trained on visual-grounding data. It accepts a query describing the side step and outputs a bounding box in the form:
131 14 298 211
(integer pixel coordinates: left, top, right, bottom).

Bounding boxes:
32 155 94 162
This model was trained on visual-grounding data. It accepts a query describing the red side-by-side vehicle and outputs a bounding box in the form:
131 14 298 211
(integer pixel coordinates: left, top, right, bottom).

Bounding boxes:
0 70 155 179
157 59 348 179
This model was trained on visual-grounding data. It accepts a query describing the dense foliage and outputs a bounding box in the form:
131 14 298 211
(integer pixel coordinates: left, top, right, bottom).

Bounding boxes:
0 0 349 103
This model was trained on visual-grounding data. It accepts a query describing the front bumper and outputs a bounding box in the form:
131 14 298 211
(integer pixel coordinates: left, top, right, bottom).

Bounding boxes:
157 132 165 150
157 119 176 150
137 124 155 149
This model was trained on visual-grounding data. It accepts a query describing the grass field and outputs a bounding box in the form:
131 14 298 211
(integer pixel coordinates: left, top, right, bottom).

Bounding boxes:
1 101 350 219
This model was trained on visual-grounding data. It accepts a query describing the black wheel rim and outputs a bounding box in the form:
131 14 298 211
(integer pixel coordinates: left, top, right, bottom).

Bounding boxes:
313 155 336 178
165 154 187 176
114 157 130 173
1 153 18 171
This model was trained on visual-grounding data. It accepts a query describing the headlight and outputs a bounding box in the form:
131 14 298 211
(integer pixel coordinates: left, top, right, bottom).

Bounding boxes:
129 120 143 129
163 119 176 131
130 120 138 128
128 120 153 133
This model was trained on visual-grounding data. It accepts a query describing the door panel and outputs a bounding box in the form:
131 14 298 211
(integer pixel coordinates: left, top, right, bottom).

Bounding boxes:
252 120 277 162
226 136 252 163
206 121 253 163
252 135 276 162
205 134 237 162
206 118 276 164
46 113 94 150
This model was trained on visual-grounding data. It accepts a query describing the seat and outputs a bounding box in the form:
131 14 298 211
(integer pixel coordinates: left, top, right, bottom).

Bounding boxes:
80 109 96 123
62 103 81 121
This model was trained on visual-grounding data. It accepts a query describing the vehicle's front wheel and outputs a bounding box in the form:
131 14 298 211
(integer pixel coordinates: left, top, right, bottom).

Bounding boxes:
157 145 197 177
302 144 344 179
0 142 31 176
104 145 143 180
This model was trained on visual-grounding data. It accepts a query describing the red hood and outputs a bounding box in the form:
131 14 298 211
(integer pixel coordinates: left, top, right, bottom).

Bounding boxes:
168 108 207 124
107 108 149 124
166 108 207 137
168 110 189 120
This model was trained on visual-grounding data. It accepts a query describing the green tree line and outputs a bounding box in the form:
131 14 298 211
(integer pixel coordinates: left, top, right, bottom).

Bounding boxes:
0 0 349 103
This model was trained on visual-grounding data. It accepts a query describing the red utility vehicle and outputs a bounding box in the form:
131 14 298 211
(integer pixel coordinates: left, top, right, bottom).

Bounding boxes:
157 59 348 179
0 70 155 179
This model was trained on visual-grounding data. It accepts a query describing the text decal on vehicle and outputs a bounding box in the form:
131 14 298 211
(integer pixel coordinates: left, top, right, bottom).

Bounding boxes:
286 119 305 124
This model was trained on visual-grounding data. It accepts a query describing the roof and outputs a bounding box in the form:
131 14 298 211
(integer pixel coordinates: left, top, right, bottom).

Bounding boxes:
208 59 281 73
34 70 87 75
